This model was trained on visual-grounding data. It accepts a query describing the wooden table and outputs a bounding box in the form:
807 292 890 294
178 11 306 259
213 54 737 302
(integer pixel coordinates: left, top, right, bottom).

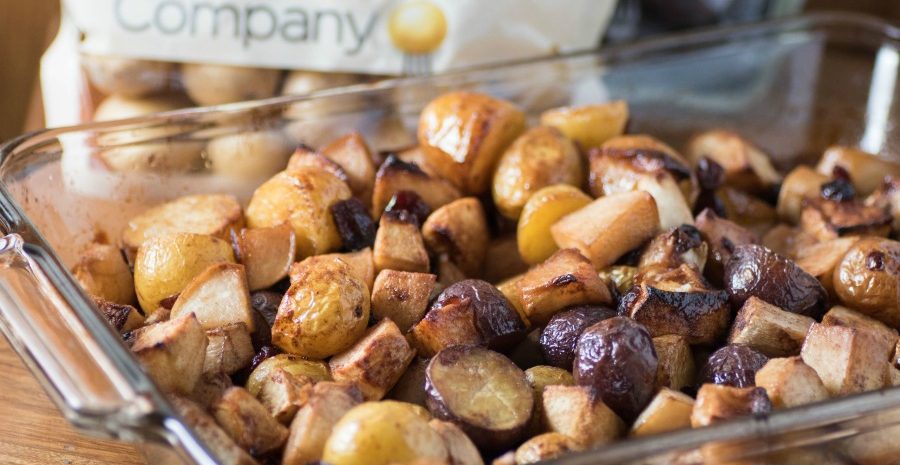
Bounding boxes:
0 335 144 465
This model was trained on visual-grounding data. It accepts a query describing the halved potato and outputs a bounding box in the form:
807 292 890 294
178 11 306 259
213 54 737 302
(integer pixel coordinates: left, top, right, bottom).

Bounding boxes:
517 184 592 265
777 166 830 223
170 263 255 332
133 232 235 313
232 224 296 291
122 194 243 260
832 237 900 327
539 101 629 150
72 242 136 305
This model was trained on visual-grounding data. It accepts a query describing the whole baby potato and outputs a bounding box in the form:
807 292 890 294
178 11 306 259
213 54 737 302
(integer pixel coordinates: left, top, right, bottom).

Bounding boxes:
539 101 629 150
492 126 583 220
133 232 235 313
83 55 173 97
206 129 293 181
540 305 616 370
833 238 900 328
272 256 369 359
698 344 768 388
246 166 352 258
181 63 281 106
322 401 448 465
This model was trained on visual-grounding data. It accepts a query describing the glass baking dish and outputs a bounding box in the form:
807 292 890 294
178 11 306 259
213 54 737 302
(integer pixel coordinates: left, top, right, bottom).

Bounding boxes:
1 12 899 465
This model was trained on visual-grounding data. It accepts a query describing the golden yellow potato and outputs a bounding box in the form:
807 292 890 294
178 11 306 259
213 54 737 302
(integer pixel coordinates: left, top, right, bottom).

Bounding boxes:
71 242 136 305
539 101 629 150
492 126 583 220
418 92 525 194
133 232 235 313
245 354 331 396
180 63 280 106
833 238 900 328
246 167 352 258
323 401 448 465
272 256 370 359
516 184 592 265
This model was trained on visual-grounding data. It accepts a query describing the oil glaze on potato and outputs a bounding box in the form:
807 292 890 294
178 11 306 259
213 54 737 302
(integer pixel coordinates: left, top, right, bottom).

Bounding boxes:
574 317 658 422
428 279 527 352
619 280 730 345
425 346 533 451
517 184 592 265
539 305 616 369
833 237 900 328
492 126 583 219
418 92 526 194
272 256 369 359
698 345 768 388
724 244 828 318
539 101 629 150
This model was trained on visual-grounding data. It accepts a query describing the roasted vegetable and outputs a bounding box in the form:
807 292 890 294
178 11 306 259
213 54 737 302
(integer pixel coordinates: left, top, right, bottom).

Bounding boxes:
652 335 695 391
329 318 415 400
754 357 829 409
371 270 436 333
539 306 616 369
372 156 461 218
72 242 136 305
816 146 900 195
694 208 758 286
698 345 768 388
132 313 208 395
541 385 624 447
630 388 694 437
517 184 592 265
282 382 363 465
690 384 771 427
685 130 781 194
832 237 900 328
170 263 255 332
212 386 289 455
514 432 580 465
373 211 431 274
539 101 629 150
422 197 490 276
727 297 814 357
231 224 296 291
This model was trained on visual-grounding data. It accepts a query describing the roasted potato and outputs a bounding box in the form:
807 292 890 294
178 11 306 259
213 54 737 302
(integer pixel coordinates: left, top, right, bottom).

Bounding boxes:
429 420 484 465
232 224 296 291
832 237 900 327
492 126 583 220
694 208 759 286
821 305 898 347
282 382 363 465
754 357 829 409
272 256 370 359
320 133 377 203
422 197 490 276
800 197 891 241
73 242 136 305
418 91 526 194
716 187 778 236
329 318 415 400
685 130 782 194
698 344 768 388
246 354 331 397
169 396 257 465
630 388 694 437
212 386 289 455
371 156 462 218
170 263 255 332
761 224 819 260
516 184 592 265
551 191 660 270
246 166 352 258
794 237 859 298
95 298 145 333
652 335 696 391
373 211 431 274
371 270 436 333
541 385 624 447
727 297 814 357
524 365 575 436
323 401 448 465
425 346 533 450
122 194 243 260
191 372 233 410
573 317 658 422
515 432 580 464
313 248 376 292
133 232 236 313
287 145 350 183
539 101 629 150
207 130 293 181
181 63 280 106
690 384 771 427
638 225 708 273
482 236 530 284
132 313 208 395
816 146 900 195
800 322 894 395
204 323 254 375
388 357 430 408
777 166 830 223
256 367 313 424
539 306 616 369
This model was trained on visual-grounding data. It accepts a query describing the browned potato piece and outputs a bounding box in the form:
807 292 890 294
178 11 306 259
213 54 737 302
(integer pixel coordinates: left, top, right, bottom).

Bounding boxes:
800 322 894 395
246 167 352 258
816 146 900 195
690 384 771 428
308 248 375 292
652 335 695 391
482 236 529 284
329 319 415 400
761 224 819 259
286 145 350 184
754 357 829 409
388 357 429 407
371 270 436 332
95 298 145 333
597 265 638 295
515 432 581 464
204 323 254 375
73 242 136 305
514 248 614 326
409 298 481 357
429 420 484 465
638 225 708 273
169 396 257 465
134 232 236 313
170 263 255 332
246 354 331 397
630 388 695 437
727 297 815 357
800 197 891 241
777 166 830 223
212 386 288 455
132 313 208 395
794 237 859 297
191 372 233 410
833 237 900 327
436 254 468 290
418 91 526 194
685 130 782 194
373 212 430 274
866 177 900 235
542 385 624 448
551 191 659 270
371 156 462 217
422 197 489 276
492 126 583 220
272 256 369 359
231 224 296 291
517 184 593 266
525 365 575 435
122 194 244 260
321 133 377 203
425 346 533 450
539 101 628 150
694 208 759 286
716 187 777 236
257 368 313 424
821 305 899 346
282 382 363 465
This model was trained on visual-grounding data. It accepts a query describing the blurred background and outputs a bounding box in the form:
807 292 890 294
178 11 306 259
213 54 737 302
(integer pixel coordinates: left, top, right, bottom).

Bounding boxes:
0 0 897 142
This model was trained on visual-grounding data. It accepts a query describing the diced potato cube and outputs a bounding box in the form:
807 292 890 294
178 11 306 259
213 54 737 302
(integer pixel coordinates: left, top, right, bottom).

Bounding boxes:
754 357 829 409
422 198 489 276
800 322 894 396
282 382 363 465
329 319 415 400
631 388 695 437
212 387 288 455
691 384 771 428
169 396 257 465
72 242 136 305
542 385 624 448
373 213 430 274
652 335 695 391
371 270 436 332
728 297 815 357
170 263 255 332
132 313 208 395
203 323 254 375
257 368 314 424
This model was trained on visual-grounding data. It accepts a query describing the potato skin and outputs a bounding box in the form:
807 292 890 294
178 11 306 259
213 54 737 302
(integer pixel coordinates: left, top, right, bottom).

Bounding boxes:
492 126 583 220
323 401 448 465
539 306 616 369
539 101 628 150
431 279 527 352
246 167 352 258
272 256 370 359
699 345 768 388
517 184 592 265
833 238 900 328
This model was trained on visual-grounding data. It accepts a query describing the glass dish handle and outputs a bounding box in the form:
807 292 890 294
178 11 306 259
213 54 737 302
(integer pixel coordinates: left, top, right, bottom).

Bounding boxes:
0 233 157 440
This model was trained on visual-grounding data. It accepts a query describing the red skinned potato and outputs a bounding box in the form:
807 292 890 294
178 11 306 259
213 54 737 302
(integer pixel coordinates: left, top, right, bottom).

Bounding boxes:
724 244 828 318
573 317 658 422
539 306 616 370
698 345 768 388
425 346 533 451
694 208 759 286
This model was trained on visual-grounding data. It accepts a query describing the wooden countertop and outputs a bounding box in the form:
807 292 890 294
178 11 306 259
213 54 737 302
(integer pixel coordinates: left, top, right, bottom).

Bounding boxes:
0 335 144 465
